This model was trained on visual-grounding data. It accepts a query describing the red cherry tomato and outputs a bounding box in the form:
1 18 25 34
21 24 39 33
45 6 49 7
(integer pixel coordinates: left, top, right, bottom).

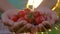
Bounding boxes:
35 16 45 25
24 15 33 23
10 15 19 22
34 11 41 18
24 8 31 14
18 10 25 17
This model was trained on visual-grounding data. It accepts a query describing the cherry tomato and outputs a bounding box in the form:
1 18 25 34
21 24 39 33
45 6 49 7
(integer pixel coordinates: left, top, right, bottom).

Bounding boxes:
18 10 25 17
34 11 41 18
10 15 19 22
24 15 33 23
24 8 31 14
35 16 45 25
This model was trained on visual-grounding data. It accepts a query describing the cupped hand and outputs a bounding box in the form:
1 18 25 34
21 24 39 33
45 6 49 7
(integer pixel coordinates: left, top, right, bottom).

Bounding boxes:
1 9 18 27
1 9 35 33
35 7 59 32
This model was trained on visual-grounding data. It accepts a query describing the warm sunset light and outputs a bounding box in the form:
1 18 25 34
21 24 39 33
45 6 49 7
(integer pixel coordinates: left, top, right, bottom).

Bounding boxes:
27 0 43 9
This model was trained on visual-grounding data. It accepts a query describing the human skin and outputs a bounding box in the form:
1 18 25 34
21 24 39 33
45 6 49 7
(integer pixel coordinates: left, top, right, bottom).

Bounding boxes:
0 0 32 33
1 0 58 34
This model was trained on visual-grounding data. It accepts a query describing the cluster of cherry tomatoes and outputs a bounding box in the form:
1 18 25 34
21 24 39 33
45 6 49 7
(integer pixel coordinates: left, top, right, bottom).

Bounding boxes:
9 8 47 25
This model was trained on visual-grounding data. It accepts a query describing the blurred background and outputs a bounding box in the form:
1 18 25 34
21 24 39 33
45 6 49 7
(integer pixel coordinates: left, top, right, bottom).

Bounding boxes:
8 0 27 9
0 0 60 34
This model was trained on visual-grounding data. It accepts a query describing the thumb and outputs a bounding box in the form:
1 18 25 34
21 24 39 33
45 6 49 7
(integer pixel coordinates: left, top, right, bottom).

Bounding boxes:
1 12 14 27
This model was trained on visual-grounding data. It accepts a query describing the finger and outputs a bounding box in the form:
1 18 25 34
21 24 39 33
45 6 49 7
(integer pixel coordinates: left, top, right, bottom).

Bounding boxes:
30 26 38 34
1 13 8 23
25 24 35 33
30 25 36 33
51 11 59 22
10 20 27 32
37 24 46 32
19 24 32 33
46 15 55 25
1 13 14 27
17 17 24 22
49 19 55 25
42 21 52 30
16 23 33 33
4 19 14 27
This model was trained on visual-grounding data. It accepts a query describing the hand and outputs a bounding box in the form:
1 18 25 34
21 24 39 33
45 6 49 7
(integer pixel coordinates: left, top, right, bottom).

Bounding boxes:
1 9 18 27
14 21 35 33
1 9 34 33
35 7 59 32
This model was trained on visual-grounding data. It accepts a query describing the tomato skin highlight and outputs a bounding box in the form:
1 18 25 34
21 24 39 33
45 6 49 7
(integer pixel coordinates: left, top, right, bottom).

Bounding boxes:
18 10 25 17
